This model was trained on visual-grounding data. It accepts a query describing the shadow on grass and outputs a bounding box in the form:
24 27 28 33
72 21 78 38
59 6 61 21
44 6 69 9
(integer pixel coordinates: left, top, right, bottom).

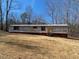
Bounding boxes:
68 35 79 40
0 40 49 55
0 41 40 49
0 40 40 50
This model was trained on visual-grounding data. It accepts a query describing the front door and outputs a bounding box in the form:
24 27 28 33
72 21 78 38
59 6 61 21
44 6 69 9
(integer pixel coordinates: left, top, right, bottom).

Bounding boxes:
47 27 52 33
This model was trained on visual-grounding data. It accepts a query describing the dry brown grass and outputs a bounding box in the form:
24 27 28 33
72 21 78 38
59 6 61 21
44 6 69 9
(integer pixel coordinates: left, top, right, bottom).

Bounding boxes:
0 32 79 59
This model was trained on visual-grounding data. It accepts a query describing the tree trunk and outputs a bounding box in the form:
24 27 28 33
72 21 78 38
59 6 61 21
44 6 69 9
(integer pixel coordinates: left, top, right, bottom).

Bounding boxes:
0 0 3 30
5 0 9 31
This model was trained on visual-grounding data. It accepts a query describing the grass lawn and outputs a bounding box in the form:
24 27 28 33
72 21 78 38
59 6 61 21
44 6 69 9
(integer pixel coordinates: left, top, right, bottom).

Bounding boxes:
0 31 79 59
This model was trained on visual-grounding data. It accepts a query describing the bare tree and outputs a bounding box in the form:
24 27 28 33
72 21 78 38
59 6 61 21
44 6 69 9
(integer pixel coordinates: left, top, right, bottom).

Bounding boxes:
72 0 79 33
21 12 28 24
32 15 47 24
64 0 79 38
8 13 17 25
25 5 33 24
5 0 20 31
5 0 13 31
0 0 3 30
45 0 56 24
63 0 72 24
45 0 64 24
73 0 79 24
20 5 33 24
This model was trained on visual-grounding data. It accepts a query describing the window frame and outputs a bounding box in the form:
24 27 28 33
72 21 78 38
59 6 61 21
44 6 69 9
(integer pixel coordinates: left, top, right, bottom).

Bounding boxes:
13 26 19 30
41 26 45 31
33 26 37 29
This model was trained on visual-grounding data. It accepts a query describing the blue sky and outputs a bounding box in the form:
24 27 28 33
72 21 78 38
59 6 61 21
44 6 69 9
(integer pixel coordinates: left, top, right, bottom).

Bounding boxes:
2 0 78 23
10 0 46 16
15 0 66 23
11 0 51 22
2 0 69 23
17 0 64 15
6 0 46 18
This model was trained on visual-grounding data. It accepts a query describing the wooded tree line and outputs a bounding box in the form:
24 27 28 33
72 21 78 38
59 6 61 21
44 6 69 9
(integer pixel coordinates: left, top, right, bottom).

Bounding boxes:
46 0 79 34
0 0 79 33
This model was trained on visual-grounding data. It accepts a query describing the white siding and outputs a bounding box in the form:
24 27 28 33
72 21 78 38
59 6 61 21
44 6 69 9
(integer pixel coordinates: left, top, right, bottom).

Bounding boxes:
9 26 46 33
9 26 68 34
52 26 68 33
9 26 14 32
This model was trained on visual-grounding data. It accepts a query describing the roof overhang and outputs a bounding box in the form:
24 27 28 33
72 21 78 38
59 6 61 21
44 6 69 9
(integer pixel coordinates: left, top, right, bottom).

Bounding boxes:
10 24 68 27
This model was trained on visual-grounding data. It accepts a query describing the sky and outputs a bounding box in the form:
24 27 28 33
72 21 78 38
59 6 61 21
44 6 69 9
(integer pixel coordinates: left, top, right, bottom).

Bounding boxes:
2 0 78 23
2 0 35 15
16 0 64 14
2 0 65 22
11 0 51 22
16 0 64 23
11 0 47 16
2 0 48 22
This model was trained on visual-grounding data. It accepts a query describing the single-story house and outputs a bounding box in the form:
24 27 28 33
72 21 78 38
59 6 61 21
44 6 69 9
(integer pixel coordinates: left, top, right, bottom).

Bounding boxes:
9 24 68 37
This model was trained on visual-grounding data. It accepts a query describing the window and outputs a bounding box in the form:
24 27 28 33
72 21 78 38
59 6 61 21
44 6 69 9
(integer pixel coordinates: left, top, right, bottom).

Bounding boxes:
41 26 45 31
33 26 37 29
13 26 19 30
63 29 67 32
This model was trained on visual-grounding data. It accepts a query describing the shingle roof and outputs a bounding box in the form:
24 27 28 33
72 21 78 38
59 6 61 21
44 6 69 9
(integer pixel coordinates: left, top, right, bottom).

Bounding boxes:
10 24 68 27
